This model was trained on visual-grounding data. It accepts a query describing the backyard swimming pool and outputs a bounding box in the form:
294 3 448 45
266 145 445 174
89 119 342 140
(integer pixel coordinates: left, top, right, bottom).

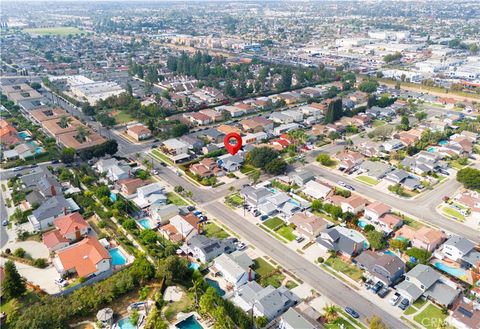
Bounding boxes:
189 262 200 271
433 261 467 280
206 278 225 296
176 315 204 329
138 218 151 229
18 131 31 140
438 140 448 146
109 248 127 266
427 147 436 153
357 219 367 229
116 317 136 329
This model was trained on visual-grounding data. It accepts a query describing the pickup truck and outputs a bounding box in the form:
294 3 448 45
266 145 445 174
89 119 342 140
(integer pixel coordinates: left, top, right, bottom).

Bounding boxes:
389 292 401 305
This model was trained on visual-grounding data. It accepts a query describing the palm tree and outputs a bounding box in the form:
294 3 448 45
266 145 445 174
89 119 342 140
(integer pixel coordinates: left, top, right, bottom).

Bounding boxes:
288 129 307 146
76 126 90 143
59 115 71 129
189 278 203 306
322 304 339 323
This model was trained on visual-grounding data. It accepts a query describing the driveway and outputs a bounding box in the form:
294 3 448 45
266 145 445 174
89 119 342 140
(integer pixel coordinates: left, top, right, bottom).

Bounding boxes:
2 240 49 259
0 257 61 294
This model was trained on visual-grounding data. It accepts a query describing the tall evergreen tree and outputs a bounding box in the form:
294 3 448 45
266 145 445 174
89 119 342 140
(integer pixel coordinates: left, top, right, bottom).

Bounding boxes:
2 260 26 301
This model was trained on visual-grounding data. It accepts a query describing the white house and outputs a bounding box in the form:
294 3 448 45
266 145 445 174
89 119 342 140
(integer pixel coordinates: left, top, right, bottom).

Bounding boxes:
150 204 179 225
303 180 332 200
340 195 367 215
439 236 476 263
213 251 255 289
134 182 167 208
364 201 391 222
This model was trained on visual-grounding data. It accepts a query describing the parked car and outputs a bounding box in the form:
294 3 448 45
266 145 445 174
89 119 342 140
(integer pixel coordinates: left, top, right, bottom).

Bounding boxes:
398 298 410 310
337 181 346 187
54 278 68 287
295 236 305 243
2 220 8 226
344 307 359 319
345 185 355 191
151 169 159 175
235 242 247 251
198 215 207 222
193 210 202 216
160 162 167 167
13 166 25 172
51 159 60 164
371 281 384 293
187 206 195 212
253 210 261 217
29 164 38 168
260 215 269 221
377 287 390 298
389 292 401 305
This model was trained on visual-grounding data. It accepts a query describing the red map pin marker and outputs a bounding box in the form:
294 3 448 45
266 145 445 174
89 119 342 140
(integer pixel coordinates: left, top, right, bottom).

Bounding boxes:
224 132 243 155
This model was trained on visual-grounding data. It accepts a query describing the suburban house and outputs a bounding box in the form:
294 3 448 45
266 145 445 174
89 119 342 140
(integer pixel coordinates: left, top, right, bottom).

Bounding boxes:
241 186 273 207
242 132 268 145
94 158 121 174
358 160 393 179
289 212 330 240
380 139 405 153
217 153 245 172
126 124 151 141
150 204 179 226
334 150 364 173
231 281 299 320
354 250 405 286
364 201 391 222
106 163 131 182
42 212 91 251
53 237 112 279
340 195 368 215
449 300 480 329
190 158 223 178
278 308 320 329
357 142 382 158
240 117 274 132
184 235 236 263
316 226 367 258
412 227 447 253
162 138 189 156
133 182 167 208
212 251 255 289
116 178 146 197
28 195 80 231
290 170 315 187
437 236 480 270
374 213 404 234
395 264 460 307
302 180 332 200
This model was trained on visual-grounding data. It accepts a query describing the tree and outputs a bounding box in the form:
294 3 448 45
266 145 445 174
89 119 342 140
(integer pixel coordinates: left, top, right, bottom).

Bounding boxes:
130 309 139 326
359 79 379 93
30 82 42 90
255 316 269 328
367 230 386 251
457 168 480 190
368 315 388 329
171 123 189 137
126 82 133 96
317 153 334 166
406 247 432 264
390 238 409 251
399 115 410 131
265 158 287 175
415 111 427 122
311 200 323 212
324 98 343 124
2 260 26 301
383 52 403 63
60 147 75 163
247 147 279 168
323 304 339 323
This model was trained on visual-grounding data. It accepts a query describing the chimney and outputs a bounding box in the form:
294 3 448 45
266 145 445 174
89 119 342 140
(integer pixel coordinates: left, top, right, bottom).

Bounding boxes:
50 185 56 196
74 226 81 240
128 170 131 178
248 268 252 282
63 207 67 215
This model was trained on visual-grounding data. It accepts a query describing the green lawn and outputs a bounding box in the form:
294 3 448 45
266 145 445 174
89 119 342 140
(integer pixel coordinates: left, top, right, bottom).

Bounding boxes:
324 257 364 282
151 149 174 166
113 111 134 124
23 27 83 36
240 164 257 174
413 298 428 309
225 193 244 207
166 192 188 206
442 206 465 221
275 225 296 241
325 318 355 329
372 120 386 127
404 306 418 316
355 175 379 186
413 304 447 329
203 222 229 239
253 258 276 277
163 293 193 321
263 217 285 230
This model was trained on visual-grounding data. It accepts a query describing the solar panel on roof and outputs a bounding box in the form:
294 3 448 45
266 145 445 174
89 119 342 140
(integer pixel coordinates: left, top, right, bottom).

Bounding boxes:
458 307 473 318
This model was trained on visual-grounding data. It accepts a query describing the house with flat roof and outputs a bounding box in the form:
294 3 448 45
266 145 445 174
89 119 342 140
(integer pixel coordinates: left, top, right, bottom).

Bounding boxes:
302 180 332 200
54 237 112 278
162 138 189 156
56 129 106 151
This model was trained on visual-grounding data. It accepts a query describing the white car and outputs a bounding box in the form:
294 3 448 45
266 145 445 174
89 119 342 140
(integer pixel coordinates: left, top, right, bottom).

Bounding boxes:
151 169 159 175
389 292 401 305
337 181 346 187
54 278 68 287
235 242 247 251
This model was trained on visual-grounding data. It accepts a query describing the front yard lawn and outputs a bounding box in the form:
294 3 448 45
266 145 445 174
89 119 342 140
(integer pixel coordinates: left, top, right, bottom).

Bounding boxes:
225 193 244 207
442 206 465 221
151 149 174 166
203 222 229 239
324 257 364 282
263 217 285 230
167 192 189 206
253 258 276 277
112 111 134 124
253 258 285 288
324 318 355 329
372 120 386 127
163 292 193 321
275 225 296 241
413 304 447 329
355 176 379 186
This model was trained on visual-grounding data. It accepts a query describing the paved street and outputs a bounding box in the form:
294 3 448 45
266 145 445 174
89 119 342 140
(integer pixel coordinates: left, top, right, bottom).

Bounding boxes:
204 202 408 329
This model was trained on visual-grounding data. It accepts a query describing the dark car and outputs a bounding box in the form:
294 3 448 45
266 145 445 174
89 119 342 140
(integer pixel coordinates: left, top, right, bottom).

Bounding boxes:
377 287 390 298
372 281 384 293
344 307 359 319
29 164 38 168
398 298 410 310
51 159 60 164
345 185 355 191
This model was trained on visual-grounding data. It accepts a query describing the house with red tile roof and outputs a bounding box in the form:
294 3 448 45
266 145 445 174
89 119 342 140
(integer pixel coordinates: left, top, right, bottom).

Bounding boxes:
190 158 223 178
341 195 368 215
42 212 91 251
43 229 69 252
0 119 20 146
54 237 111 278
126 124 151 141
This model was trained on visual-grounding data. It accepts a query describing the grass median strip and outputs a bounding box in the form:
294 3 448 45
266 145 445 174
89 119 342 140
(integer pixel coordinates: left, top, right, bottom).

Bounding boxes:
355 176 379 186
